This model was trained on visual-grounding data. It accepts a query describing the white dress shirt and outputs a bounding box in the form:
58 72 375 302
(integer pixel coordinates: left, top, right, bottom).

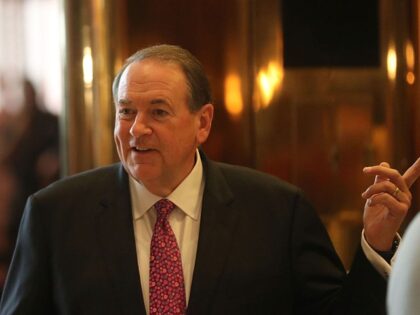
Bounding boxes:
129 150 204 314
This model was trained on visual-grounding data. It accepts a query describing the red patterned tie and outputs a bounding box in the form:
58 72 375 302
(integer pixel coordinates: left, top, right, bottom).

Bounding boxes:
149 199 186 315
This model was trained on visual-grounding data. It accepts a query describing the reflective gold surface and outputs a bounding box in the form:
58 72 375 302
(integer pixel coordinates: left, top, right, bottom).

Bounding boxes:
62 0 119 175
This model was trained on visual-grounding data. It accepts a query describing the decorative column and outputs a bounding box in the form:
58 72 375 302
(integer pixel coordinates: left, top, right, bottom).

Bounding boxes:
61 0 125 175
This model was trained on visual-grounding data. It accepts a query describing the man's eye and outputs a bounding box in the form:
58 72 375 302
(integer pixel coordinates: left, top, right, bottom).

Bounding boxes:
118 108 135 118
152 109 169 119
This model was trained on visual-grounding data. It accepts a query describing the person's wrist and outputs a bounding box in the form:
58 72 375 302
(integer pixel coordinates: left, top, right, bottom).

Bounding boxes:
375 238 399 263
365 228 396 252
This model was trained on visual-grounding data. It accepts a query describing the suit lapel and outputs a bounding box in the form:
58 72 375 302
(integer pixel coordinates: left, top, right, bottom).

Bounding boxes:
187 155 237 314
94 164 146 315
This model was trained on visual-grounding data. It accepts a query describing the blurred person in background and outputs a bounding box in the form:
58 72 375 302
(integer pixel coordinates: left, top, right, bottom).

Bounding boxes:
0 76 60 295
4 78 60 211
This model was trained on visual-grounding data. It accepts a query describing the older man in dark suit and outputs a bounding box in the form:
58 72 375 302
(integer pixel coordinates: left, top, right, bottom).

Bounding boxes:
0 44 418 315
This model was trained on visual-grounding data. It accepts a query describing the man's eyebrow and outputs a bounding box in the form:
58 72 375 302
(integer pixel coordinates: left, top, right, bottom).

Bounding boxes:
118 99 132 105
150 98 169 105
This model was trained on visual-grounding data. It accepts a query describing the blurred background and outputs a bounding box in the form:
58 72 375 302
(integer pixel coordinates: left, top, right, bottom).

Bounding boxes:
0 0 419 294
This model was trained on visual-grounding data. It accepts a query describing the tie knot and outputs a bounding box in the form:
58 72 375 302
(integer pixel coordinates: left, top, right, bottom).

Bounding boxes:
154 199 175 220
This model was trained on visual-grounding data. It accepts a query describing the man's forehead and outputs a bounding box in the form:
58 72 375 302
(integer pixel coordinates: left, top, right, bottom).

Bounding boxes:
118 60 187 95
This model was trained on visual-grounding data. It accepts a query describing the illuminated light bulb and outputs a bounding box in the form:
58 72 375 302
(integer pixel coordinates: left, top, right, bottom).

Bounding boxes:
406 72 415 85
224 73 243 117
256 61 283 108
387 47 397 81
83 46 93 86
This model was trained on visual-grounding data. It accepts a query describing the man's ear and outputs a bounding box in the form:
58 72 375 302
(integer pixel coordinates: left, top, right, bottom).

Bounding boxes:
196 103 214 144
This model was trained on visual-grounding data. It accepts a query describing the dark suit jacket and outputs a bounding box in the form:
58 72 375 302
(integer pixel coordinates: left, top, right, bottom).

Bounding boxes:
0 153 386 314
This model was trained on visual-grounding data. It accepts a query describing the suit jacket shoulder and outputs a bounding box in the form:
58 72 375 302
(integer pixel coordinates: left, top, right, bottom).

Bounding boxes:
204 158 303 214
34 163 125 202
214 160 299 193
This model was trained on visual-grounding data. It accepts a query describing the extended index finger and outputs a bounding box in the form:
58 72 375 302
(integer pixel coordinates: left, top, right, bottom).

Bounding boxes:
403 157 420 188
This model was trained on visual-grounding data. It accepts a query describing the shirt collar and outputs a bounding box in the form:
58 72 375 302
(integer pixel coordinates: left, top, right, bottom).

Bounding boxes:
129 150 204 221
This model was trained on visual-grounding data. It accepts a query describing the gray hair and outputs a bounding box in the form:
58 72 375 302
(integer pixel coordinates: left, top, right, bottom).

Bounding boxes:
112 44 212 112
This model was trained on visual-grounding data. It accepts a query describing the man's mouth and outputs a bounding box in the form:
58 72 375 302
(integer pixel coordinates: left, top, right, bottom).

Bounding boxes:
133 146 153 153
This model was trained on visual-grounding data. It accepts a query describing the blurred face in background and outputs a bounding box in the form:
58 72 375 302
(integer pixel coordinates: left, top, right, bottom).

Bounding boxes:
114 58 213 196
0 77 25 115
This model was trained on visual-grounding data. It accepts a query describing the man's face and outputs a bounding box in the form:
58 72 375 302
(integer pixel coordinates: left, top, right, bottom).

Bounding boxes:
114 59 213 196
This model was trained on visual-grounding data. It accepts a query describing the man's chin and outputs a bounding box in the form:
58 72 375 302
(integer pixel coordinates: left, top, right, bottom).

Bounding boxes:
128 165 158 184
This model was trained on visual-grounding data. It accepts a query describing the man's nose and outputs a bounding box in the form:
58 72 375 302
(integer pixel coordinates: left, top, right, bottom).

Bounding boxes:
130 113 152 137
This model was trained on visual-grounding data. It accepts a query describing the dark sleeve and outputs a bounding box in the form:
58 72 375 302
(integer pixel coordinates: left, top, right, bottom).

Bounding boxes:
0 195 54 315
290 191 387 315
